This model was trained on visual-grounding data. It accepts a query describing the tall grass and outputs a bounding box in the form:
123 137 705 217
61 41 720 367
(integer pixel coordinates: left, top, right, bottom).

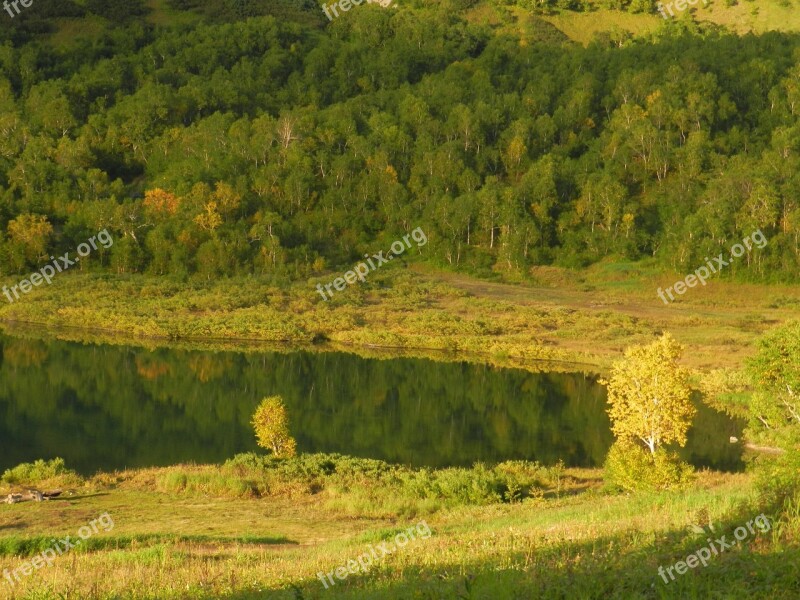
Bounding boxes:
151 453 565 516
1 458 82 487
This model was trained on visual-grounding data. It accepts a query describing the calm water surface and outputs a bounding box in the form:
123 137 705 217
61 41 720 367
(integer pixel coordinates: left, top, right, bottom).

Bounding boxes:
0 334 744 474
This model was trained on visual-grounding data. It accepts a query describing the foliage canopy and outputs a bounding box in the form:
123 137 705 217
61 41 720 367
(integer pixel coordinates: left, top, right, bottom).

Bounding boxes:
0 7 798 282
602 333 695 454
251 395 297 458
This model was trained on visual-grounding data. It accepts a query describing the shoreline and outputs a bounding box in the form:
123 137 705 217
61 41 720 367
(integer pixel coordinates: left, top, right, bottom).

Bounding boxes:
0 265 796 373
0 318 602 374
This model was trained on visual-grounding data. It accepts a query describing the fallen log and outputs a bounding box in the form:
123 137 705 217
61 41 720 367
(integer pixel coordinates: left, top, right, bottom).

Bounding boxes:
4 489 63 504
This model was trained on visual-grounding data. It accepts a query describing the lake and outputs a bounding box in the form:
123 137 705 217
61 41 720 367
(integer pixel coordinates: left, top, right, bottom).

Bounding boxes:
0 334 744 475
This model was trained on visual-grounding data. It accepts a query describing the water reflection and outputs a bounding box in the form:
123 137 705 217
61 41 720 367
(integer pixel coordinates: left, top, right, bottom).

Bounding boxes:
0 335 743 474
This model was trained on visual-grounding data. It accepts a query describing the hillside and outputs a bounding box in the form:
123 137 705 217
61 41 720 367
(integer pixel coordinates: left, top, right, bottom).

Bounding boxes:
0 0 798 287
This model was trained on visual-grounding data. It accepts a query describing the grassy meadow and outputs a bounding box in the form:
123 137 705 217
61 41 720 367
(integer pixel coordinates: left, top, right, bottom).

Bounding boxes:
0 261 798 371
463 0 800 46
1 453 796 599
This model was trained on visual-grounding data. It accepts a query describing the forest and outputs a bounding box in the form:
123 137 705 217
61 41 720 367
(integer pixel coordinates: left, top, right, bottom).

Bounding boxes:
0 1 796 283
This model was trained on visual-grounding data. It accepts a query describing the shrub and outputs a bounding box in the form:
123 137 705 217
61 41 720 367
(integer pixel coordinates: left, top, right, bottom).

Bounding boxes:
394 467 506 505
219 453 552 507
224 452 276 472
156 469 257 497
604 441 694 492
754 437 800 516
496 459 564 497
1 458 81 486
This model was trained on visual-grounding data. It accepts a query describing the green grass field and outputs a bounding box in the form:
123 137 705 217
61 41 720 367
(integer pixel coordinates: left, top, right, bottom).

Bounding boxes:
1 262 797 372
468 0 800 46
1 456 794 599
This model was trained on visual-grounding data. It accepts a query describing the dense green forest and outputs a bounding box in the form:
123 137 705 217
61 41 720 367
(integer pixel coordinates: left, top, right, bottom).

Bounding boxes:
0 1 799 282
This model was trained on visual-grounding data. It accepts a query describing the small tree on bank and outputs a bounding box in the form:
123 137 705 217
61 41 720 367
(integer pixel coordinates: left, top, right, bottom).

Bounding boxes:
602 333 695 454
251 395 297 458
601 334 695 491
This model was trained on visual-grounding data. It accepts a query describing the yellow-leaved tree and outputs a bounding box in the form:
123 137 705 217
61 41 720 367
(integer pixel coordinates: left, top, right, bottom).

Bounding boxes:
251 396 297 458
602 333 695 455
7 213 53 270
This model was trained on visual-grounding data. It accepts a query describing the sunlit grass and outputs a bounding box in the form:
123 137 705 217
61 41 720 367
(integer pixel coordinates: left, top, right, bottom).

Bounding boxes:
0 458 789 599
540 9 660 45
0 261 798 374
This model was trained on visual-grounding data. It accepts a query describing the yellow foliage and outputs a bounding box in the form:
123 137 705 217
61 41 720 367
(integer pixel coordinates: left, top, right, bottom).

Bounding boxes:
601 333 695 455
503 136 527 172
211 182 241 216
194 201 223 232
251 396 297 458
7 213 53 260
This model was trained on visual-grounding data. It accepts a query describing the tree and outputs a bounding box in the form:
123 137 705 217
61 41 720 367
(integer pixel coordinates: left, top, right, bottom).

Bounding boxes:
110 236 143 274
6 213 53 271
193 201 223 233
143 188 180 217
747 323 800 515
211 181 241 217
251 396 297 458
747 320 800 433
601 333 695 455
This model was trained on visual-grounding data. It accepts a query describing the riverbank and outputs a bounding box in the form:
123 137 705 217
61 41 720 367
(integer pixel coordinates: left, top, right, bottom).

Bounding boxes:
1 455 792 599
0 261 796 372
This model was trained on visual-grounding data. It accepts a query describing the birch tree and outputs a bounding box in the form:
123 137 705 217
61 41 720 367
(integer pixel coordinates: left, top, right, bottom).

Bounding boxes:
251 396 297 458
602 333 695 455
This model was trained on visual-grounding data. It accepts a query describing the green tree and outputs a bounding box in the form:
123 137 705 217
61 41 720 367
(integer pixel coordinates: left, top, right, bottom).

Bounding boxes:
748 321 800 435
